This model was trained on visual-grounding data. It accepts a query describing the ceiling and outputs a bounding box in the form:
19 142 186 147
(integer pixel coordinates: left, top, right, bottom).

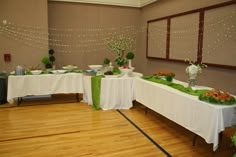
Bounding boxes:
48 0 158 7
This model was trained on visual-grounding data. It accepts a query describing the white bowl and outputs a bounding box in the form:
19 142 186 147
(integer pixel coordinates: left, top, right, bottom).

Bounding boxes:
51 70 66 74
31 70 42 75
88 65 103 72
119 67 135 77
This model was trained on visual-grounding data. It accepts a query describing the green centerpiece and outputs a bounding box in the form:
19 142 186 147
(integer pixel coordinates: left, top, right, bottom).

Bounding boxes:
41 49 56 69
126 52 135 68
49 49 56 69
41 56 52 69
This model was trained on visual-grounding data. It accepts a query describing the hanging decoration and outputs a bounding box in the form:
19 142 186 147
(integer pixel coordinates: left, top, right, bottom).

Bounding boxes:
0 20 141 53
0 8 235 56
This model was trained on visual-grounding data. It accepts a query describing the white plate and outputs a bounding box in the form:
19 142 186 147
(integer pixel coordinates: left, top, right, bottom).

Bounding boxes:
62 65 77 70
88 65 103 72
10 71 15 75
86 70 93 72
51 70 66 74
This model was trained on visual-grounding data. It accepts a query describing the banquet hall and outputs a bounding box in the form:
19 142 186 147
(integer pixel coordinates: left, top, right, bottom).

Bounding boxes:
0 0 236 157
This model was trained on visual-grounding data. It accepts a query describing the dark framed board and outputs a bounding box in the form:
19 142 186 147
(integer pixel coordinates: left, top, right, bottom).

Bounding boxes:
146 0 236 69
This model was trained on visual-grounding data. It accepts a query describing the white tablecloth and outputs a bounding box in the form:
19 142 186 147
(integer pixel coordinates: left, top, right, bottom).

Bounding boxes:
7 73 84 104
134 78 236 151
7 72 235 151
82 73 142 110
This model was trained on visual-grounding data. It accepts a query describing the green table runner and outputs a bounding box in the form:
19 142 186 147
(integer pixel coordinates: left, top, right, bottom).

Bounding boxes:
142 76 209 96
91 75 104 110
142 76 235 105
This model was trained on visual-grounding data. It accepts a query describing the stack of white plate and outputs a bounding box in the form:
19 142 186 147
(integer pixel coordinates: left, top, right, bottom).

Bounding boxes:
62 65 78 70
31 70 42 75
51 70 66 74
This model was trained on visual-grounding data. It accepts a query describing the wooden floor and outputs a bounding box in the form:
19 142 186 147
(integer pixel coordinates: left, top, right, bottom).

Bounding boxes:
0 95 235 157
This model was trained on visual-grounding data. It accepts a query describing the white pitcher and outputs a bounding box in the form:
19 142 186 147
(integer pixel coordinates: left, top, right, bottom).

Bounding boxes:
15 65 25 75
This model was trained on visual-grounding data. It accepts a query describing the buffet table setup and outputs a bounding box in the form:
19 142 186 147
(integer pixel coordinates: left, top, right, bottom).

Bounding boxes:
6 63 236 152
5 35 236 154
134 74 236 151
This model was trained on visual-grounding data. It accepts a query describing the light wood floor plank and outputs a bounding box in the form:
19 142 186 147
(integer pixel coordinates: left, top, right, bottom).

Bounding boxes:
120 102 235 157
0 102 165 157
0 96 235 157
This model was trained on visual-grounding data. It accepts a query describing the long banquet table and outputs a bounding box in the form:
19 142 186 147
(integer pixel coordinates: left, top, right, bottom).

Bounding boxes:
7 73 84 104
134 77 236 151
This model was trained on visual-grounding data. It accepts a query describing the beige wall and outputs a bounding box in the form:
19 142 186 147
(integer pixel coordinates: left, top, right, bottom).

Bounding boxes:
0 0 48 72
48 2 141 69
0 0 235 94
138 0 236 94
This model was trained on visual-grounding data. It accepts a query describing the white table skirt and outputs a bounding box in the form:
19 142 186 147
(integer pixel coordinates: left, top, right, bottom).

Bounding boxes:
82 75 139 110
7 73 84 104
100 77 135 110
134 78 236 151
82 75 93 105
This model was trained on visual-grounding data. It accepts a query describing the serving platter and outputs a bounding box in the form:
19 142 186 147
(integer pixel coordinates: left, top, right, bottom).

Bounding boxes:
51 70 66 74
31 70 42 75
62 65 78 70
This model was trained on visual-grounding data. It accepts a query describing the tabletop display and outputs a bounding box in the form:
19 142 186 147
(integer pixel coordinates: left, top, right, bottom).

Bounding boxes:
6 66 236 152
135 76 236 151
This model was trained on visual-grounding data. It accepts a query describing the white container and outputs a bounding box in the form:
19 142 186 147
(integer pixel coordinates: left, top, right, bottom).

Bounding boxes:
15 66 25 75
31 70 42 75
88 65 103 72
119 67 135 77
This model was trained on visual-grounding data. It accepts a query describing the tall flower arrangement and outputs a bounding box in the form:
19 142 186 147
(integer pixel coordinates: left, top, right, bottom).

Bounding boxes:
185 59 207 86
106 36 135 67
185 59 207 68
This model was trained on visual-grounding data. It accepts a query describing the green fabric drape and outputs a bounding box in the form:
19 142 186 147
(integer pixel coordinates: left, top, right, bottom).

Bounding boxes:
142 76 209 96
142 76 235 105
91 75 104 110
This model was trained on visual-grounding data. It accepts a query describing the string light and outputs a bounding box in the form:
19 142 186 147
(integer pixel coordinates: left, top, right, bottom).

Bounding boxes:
0 8 235 56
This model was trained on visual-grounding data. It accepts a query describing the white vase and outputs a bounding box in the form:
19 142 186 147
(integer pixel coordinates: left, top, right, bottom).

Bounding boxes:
52 65 56 70
128 59 132 68
186 64 202 87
